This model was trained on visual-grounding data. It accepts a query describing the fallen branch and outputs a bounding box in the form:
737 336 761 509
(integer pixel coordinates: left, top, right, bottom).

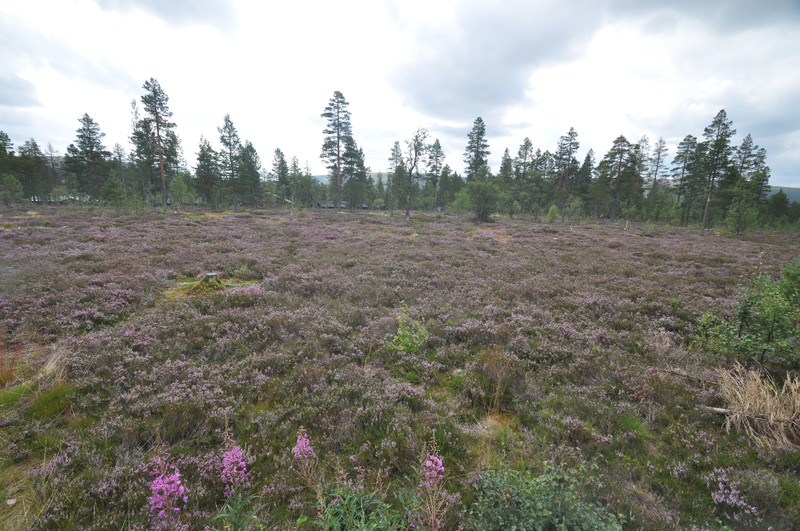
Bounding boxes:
713 365 800 448
698 405 800 427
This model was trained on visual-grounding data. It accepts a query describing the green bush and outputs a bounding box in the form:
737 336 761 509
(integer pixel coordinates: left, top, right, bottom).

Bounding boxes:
467 463 622 531
466 180 499 222
386 307 429 356
318 481 398 530
546 204 560 223
699 259 799 373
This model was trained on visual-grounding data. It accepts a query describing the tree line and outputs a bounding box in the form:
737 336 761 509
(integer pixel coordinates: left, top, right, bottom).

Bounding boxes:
0 83 797 229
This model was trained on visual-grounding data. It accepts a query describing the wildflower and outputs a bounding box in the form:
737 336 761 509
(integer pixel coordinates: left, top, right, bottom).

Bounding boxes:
149 467 188 523
221 444 250 497
293 427 316 462
419 454 445 489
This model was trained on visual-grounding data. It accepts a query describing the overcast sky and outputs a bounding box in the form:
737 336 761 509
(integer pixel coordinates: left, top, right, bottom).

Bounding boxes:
2 0 799 187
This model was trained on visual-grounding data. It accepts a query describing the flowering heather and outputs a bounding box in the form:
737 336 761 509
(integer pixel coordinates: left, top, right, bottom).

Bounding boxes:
1 208 799 528
706 467 761 524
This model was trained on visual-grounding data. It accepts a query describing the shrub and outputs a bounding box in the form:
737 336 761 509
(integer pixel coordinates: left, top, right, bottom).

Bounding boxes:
546 204 560 223
318 475 397 530
467 462 622 530
699 259 799 373
466 180 499 223
467 346 520 414
386 307 429 356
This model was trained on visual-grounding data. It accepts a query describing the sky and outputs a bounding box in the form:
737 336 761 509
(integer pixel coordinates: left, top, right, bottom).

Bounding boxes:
1 0 799 187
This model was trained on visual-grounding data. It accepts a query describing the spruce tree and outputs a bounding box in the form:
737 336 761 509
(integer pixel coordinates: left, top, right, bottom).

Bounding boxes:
238 141 261 206
271 148 289 190
63 113 110 197
195 136 219 206
464 117 489 180
427 139 445 210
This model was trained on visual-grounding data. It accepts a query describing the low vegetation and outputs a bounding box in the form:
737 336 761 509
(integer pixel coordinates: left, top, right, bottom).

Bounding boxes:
0 206 799 529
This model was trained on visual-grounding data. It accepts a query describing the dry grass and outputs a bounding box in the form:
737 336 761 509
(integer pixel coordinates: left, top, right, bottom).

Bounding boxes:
717 365 800 447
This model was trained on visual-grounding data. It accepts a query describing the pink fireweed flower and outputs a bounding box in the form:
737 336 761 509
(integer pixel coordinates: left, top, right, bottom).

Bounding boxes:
149 468 188 523
420 454 445 489
221 445 250 497
293 427 316 462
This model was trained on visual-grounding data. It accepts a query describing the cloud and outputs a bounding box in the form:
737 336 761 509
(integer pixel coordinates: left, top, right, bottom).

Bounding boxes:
0 75 40 108
93 0 237 31
392 0 800 129
391 0 603 123
0 15 138 94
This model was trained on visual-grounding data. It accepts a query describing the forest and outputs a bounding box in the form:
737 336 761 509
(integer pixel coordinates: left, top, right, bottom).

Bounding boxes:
0 82 797 231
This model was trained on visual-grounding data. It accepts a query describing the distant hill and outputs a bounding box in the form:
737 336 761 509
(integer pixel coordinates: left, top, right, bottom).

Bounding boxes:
767 186 800 203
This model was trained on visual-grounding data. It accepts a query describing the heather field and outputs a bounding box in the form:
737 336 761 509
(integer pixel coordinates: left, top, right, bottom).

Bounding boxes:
1 207 800 530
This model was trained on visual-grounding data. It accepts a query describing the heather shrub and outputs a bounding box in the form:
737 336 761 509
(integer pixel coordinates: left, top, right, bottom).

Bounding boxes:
467 462 622 530
2 210 800 528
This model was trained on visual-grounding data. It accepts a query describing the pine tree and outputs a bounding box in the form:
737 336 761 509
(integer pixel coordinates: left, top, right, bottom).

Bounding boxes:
464 117 489 180
140 78 177 206
403 128 429 218
387 141 404 215
321 91 353 209
597 135 642 219
45 143 62 193
672 135 702 225
130 100 156 201
646 137 669 221
218 114 241 206
0 132 13 178
553 127 579 208
700 109 736 228
733 134 770 202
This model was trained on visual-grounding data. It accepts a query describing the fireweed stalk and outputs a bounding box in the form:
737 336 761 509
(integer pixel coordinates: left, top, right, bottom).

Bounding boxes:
293 427 326 517
148 447 188 529
411 448 456 530
221 443 250 497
